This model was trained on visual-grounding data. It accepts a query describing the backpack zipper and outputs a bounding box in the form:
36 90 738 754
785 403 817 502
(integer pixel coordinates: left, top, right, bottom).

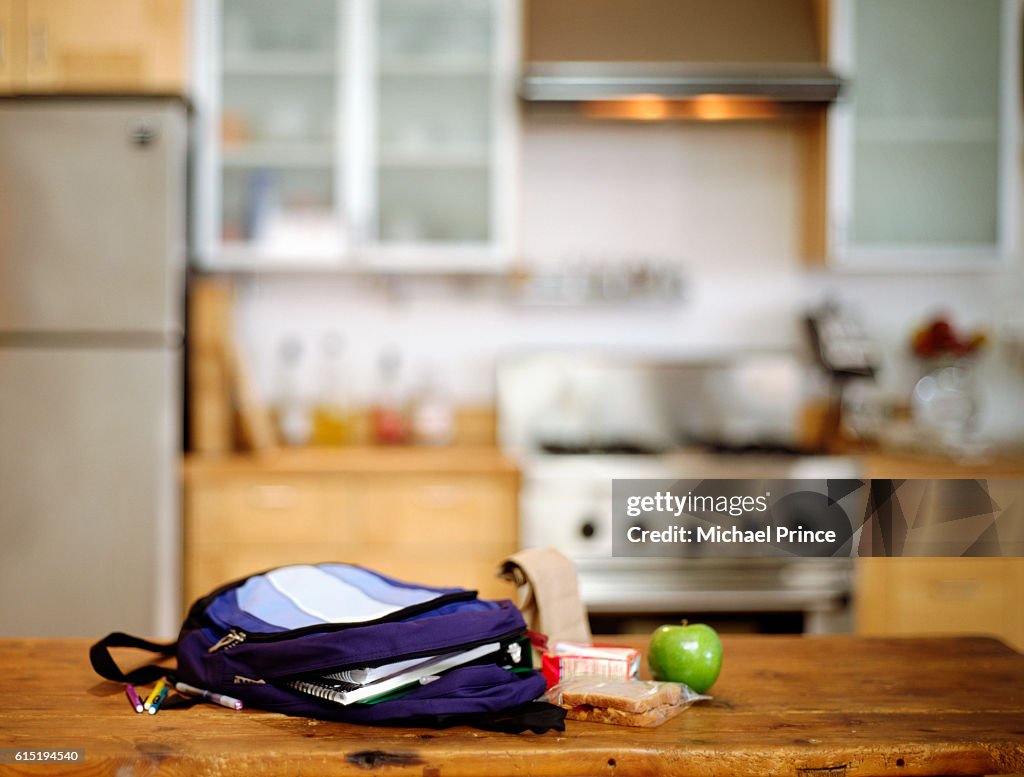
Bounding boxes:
208 628 247 653
204 588 479 651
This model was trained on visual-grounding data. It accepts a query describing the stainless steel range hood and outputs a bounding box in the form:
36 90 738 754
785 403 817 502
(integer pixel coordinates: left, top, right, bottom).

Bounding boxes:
522 0 842 106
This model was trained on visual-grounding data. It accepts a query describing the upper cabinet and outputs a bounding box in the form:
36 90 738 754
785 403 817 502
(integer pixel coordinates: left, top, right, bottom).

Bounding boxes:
0 0 186 94
827 0 1019 269
192 0 517 271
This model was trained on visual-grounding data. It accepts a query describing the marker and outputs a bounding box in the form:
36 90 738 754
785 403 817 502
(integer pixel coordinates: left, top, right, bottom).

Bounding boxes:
174 681 244 711
147 684 169 715
143 679 166 711
125 684 143 713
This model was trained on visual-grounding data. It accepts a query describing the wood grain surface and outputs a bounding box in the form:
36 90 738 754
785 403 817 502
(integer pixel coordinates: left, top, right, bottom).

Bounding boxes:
0 636 1022 776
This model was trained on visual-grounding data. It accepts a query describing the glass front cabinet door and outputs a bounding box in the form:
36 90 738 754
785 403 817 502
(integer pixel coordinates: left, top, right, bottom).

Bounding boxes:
193 0 516 270
827 0 1019 268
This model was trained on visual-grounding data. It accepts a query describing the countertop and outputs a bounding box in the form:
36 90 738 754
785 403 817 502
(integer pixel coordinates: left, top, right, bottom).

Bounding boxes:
183 446 520 477
1 635 1022 776
183 445 1024 480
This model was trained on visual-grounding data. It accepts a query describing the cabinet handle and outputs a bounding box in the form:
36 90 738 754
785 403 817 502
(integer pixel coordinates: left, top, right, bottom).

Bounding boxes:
247 484 299 510
416 485 466 509
0 26 6 67
929 578 981 601
30 22 47 67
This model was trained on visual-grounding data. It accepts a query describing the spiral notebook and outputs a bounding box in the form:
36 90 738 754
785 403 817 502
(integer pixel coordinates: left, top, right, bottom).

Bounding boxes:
287 642 500 706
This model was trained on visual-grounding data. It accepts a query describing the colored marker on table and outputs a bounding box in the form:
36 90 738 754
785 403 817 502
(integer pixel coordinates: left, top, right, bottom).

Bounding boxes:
143 679 166 712
125 684 143 713
147 684 169 715
174 681 244 711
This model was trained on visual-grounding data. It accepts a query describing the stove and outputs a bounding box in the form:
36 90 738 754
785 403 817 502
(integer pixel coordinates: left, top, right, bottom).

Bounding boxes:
498 351 864 634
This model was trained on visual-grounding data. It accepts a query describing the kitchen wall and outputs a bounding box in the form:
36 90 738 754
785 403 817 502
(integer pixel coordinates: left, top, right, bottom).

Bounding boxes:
234 113 1024 443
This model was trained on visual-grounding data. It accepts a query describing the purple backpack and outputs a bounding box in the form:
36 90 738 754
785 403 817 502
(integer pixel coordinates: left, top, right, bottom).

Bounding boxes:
90 563 548 726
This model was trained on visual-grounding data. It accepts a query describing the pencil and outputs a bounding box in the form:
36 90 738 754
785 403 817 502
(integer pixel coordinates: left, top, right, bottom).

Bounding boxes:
174 681 244 711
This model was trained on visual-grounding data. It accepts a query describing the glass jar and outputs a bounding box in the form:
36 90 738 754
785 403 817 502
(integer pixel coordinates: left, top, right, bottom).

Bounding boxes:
911 358 979 452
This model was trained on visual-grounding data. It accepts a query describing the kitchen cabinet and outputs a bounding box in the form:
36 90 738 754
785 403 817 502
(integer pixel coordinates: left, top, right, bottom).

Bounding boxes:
855 452 1024 651
857 557 1024 651
0 0 186 94
827 0 1019 268
0 0 16 92
192 0 516 271
183 448 520 606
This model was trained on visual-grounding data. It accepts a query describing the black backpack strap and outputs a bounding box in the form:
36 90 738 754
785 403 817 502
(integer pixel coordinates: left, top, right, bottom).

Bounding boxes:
89 632 177 685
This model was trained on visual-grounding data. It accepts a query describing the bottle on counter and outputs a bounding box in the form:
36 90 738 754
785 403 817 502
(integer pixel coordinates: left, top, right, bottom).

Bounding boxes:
276 335 311 446
371 347 410 445
311 332 355 446
411 363 455 446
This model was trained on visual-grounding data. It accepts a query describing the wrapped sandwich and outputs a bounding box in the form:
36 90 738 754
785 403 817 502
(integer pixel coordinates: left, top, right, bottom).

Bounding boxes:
545 676 709 728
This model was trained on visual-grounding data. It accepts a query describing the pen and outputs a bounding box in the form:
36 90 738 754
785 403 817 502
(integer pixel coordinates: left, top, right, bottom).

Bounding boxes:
143 679 166 711
174 681 244 711
124 684 143 713
147 684 169 715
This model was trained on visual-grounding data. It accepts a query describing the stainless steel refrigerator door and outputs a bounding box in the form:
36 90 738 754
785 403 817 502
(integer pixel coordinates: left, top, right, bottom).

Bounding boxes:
0 98 186 335
0 346 180 637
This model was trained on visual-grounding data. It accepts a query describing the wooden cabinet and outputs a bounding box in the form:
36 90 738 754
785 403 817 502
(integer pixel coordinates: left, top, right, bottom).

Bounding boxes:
855 452 1024 651
0 0 185 94
857 558 1024 651
184 448 520 608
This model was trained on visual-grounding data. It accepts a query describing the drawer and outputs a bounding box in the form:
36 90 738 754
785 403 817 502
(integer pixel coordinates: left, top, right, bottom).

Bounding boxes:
187 476 355 545
354 475 517 546
874 559 1013 636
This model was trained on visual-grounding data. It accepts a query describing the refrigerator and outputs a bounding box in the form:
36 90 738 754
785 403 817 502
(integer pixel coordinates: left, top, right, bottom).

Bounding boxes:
0 97 187 638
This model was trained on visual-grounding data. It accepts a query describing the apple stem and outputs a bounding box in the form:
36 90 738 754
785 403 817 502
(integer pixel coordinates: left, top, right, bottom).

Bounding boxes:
682 619 688 626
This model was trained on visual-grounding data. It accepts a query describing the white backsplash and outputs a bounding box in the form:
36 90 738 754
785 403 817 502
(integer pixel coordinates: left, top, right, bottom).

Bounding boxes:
233 116 1024 444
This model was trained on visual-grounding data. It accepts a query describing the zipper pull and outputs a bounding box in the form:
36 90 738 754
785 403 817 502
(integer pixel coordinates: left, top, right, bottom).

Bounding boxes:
507 641 522 665
208 628 247 653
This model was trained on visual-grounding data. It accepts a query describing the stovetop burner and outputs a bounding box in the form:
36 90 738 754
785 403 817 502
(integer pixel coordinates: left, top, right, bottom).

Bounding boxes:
538 438 810 457
539 440 666 456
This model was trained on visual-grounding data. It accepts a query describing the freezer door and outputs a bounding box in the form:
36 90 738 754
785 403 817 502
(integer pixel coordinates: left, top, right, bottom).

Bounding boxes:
0 99 186 335
0 346 180 637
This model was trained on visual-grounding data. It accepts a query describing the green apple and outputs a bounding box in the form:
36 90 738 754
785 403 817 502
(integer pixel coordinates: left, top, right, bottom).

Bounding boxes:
647 621 722 693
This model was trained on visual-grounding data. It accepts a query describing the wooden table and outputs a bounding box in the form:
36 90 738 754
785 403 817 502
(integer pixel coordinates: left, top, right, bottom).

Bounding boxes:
1 636 1022 776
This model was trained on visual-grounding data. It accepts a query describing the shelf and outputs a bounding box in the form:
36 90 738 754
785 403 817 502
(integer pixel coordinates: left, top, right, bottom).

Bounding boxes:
222 143 336 168
854 117 1000 144
377 147 488 169
378 58 490 77
222 51 336 76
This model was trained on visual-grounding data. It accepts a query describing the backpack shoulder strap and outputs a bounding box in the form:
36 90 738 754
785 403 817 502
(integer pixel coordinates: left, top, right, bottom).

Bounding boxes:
89 632 177 685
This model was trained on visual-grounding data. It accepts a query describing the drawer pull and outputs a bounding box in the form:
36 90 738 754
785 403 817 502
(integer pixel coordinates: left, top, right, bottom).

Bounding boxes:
929 579 981 601
247 485 299 510
416 485 465 509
